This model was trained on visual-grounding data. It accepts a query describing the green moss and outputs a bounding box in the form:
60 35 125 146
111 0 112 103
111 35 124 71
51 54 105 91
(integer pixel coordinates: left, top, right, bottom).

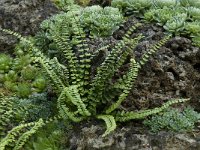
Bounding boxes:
144 107 200 133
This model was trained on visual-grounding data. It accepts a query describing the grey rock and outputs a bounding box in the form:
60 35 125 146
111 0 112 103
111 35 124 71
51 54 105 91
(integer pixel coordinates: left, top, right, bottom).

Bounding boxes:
0 0 58 51
68 123 200 150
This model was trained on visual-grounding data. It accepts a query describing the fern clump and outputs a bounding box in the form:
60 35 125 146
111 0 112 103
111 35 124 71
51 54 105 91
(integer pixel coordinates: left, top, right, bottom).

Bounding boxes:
0 21 189 138
0 4 191 148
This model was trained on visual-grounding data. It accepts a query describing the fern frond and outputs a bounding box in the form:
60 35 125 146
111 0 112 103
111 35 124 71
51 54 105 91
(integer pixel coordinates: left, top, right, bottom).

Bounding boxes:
138 34 172 68
1 29 65 92
97 115 117 137
66 86 91 116
57 88 84 122
0 121 36 149
13 119 45 150
71 19 92 96
87 40 126 112
51 19 79 85
88 24 143 112
106 59 139 114
115 98 190 122
37 57 65 92
0 96 26 138
0 97 14 137
50 57 70 86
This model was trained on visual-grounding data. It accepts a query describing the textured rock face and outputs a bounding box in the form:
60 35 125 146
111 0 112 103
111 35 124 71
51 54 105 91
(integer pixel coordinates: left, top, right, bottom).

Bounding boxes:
68 123 200 150
131 32 200 111
0 0 58 51
113 18 200 111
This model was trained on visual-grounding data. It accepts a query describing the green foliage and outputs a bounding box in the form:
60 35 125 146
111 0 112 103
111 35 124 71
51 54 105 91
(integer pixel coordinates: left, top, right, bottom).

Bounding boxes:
24 121 68 150
111 0 151 15
0 96 16 139
112 0 200 47
0 21 188 138
163 13 187 35
111 0 178 15
180 0 200 8
51 0 80 11
0 53 47 98
0 91 59 149
187 7 200 20
152 0 178 8
192 35 200 47
25 129 62 150
144 107 200 133
0 54 12 73
97 115 117 137
39 5 123 39
0 119 45 150
0 94 60 150
0 5 191 147
14 93 55 122
15 83 32 98
184 21 200 35
144 6 200 45
21 65 37 80
80 6 123 36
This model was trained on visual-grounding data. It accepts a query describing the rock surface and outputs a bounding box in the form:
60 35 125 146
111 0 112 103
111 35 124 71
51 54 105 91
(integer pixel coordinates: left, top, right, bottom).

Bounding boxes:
68 122 200 150
130 25 200 111
0 0 58 51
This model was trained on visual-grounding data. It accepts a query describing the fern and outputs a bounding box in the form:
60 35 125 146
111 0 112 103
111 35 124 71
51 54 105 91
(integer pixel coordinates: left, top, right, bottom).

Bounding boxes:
115 98 190 122
0 96 14 138
0 121 36 149
13 119 45 150
138 34 172 67
106 59 139 114
0 6 189 139
97 115 117 137
0 114 60 150
0 96 27 139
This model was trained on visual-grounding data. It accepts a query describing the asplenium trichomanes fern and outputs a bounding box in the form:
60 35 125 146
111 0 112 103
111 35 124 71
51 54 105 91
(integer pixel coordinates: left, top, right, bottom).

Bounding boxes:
0 17 189 148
